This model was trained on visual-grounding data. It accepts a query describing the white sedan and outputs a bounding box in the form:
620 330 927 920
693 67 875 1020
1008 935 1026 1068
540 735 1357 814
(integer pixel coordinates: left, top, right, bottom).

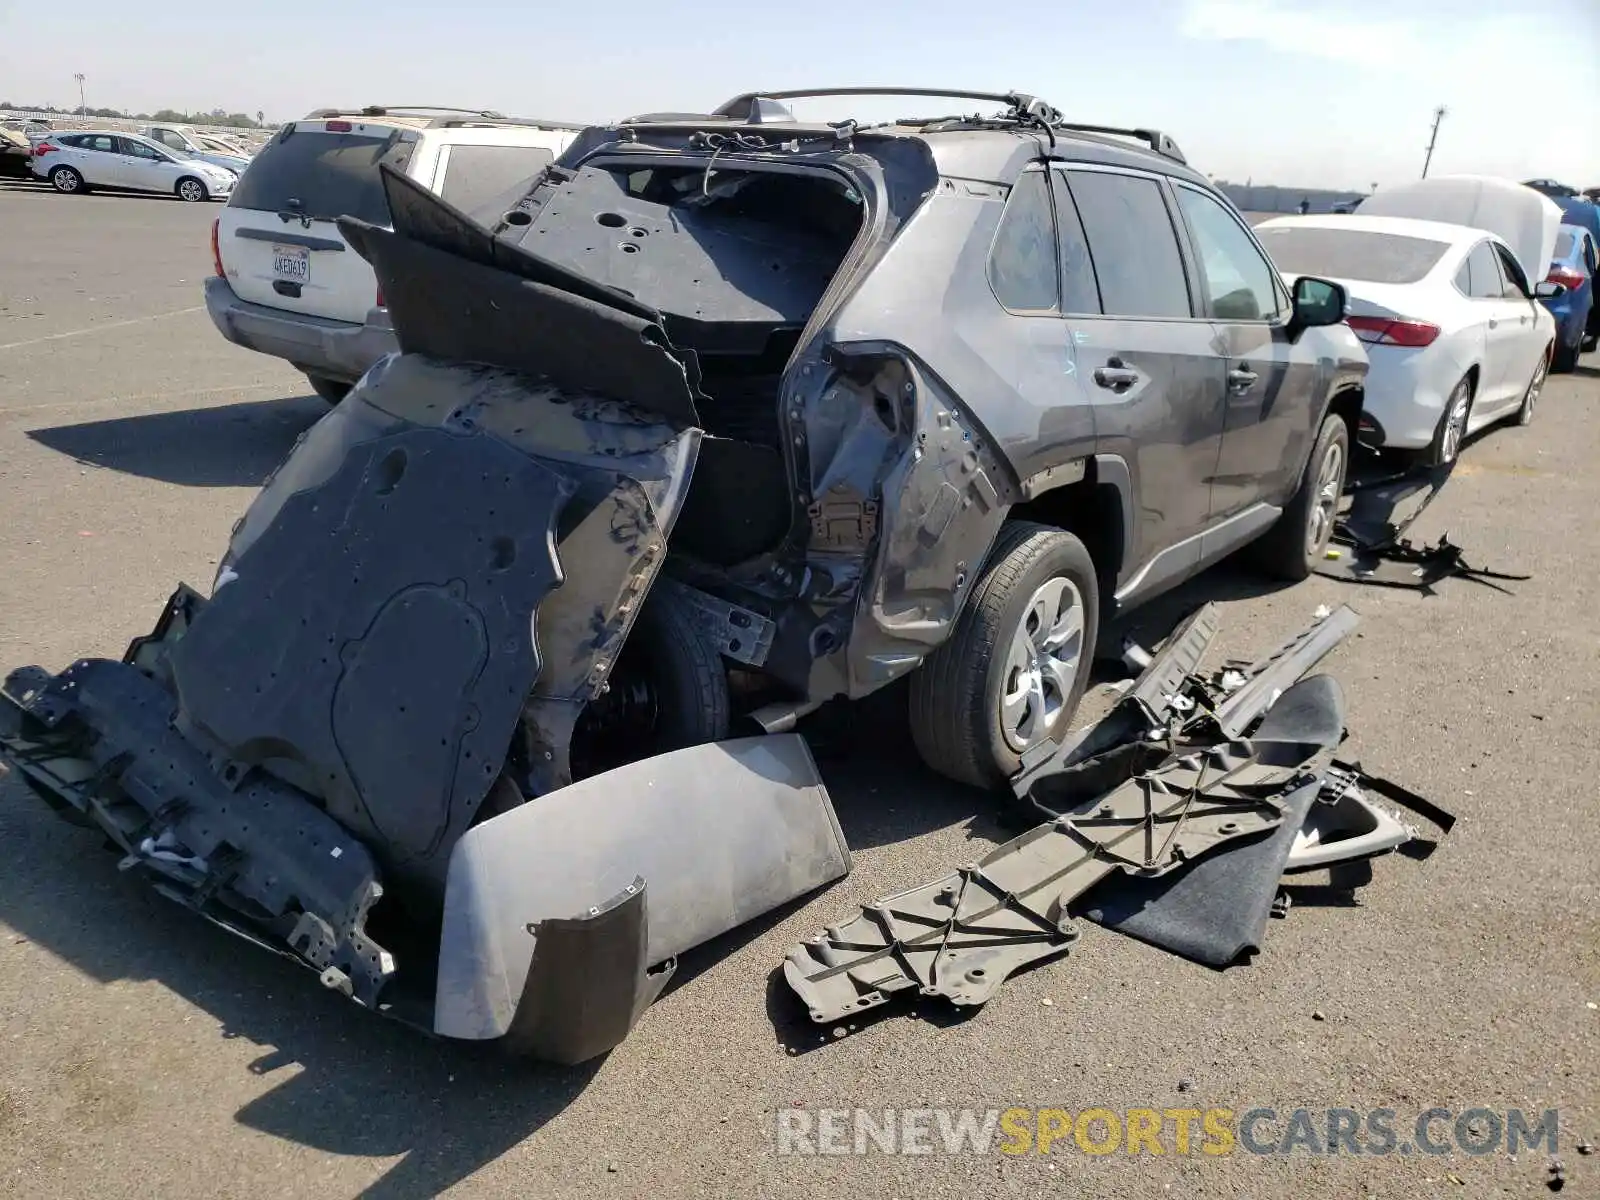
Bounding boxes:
31 130 236 202
1256 214 1556 464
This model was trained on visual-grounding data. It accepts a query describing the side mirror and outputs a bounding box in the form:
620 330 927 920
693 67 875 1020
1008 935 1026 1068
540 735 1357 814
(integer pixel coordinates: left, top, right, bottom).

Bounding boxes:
1534 280 1567 299
1291 276 1347 329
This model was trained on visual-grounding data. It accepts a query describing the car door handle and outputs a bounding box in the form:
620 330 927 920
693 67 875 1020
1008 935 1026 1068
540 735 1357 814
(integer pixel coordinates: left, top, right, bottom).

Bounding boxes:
1227 367 1259 391
1093 360 1140 392
1488 319 1498 328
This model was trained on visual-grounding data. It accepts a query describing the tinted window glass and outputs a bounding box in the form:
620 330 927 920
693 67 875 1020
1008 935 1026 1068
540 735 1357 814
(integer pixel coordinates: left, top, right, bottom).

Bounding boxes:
1554 231 1575 258
78 134 115 153
1049 170 1101 313
1493 244 1529 298
439 144 554 220
1255 226 1448 284
121 138 163 159
229 129 415 224
1176 186 1281 321
1065 171 1191 318
1463 243 1502 299
988 169 1059 311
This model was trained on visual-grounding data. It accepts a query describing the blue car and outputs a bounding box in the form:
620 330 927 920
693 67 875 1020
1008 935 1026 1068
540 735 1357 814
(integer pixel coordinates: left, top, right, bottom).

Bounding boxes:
1542 222 1598 372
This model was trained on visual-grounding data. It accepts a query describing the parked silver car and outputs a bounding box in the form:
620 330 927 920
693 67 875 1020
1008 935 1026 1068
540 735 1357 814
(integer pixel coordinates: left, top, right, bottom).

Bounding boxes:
31 131 236 200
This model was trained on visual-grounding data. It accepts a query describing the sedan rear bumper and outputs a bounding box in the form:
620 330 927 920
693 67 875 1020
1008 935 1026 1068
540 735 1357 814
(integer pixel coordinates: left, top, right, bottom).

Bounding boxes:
1359 344 1459 451
204 275 396 383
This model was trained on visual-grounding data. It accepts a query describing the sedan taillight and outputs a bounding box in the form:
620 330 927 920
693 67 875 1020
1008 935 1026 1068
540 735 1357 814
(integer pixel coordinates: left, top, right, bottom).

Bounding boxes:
34 142 56 156
1546 265 1586 291
1345 315 1441 348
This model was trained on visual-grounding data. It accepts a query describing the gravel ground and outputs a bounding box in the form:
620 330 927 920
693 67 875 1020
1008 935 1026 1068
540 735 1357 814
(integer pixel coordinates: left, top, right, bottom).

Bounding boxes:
0 180 1596 1199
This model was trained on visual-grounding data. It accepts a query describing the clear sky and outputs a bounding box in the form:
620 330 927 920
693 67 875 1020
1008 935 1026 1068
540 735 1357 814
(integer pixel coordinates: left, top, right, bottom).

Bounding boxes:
1 0 1594 190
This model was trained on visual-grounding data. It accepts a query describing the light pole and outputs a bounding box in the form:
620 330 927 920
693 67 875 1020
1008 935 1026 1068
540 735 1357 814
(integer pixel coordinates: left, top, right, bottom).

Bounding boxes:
73 73 85 117
1421 105 1447 178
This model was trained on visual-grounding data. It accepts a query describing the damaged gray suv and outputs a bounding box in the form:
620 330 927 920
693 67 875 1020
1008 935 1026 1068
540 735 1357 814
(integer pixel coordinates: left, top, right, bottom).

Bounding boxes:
0 89 1365 1062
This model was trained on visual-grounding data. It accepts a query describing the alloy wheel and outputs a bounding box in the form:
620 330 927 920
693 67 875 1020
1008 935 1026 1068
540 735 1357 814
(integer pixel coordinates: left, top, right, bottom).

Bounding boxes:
1519 353 1548 424
1306 439 1344 556
999 576 1085 752
1439 379 1472 464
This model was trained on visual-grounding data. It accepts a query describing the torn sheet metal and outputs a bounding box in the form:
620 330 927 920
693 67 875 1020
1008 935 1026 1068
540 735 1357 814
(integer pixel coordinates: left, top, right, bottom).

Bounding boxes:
437 734 848 1049
1316 461 1529 592
783 721 1335 1024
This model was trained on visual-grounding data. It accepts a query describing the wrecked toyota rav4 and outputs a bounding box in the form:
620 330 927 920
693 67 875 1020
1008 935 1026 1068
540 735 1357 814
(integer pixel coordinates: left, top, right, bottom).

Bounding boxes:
0 89 1367 1063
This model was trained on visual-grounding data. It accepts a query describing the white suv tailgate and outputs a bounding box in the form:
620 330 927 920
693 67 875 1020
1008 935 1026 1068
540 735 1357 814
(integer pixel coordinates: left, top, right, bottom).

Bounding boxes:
218 121 418 324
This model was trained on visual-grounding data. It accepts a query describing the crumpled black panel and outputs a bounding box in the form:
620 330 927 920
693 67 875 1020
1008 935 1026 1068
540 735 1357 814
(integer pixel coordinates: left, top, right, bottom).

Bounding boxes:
339 168 701 427
167 426 575 894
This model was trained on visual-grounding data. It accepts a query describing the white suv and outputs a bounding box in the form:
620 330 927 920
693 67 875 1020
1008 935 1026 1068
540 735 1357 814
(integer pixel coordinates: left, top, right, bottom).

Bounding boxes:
206 107 581 402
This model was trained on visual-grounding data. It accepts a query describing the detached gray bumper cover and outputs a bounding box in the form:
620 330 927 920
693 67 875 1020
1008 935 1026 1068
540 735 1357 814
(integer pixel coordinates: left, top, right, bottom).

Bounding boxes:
204 276 396 383
437 735 849 1048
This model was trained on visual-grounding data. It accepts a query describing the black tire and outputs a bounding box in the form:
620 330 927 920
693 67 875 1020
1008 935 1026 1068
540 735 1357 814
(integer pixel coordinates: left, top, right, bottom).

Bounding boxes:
49 165 83 194
910 521 1099 790
306 374 352 405
1551 337 1578 374
1426 373 1474 466
568 586 729 779
175 176 208 203
1250 410 1349 581
1517 346 1550 424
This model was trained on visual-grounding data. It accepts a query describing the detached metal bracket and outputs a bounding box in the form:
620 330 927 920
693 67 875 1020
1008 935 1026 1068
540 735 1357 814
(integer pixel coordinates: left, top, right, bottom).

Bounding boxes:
654 579 775 667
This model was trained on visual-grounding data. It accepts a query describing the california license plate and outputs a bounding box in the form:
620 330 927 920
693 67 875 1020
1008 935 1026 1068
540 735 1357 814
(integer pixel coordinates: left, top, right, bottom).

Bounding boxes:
272 244 310 285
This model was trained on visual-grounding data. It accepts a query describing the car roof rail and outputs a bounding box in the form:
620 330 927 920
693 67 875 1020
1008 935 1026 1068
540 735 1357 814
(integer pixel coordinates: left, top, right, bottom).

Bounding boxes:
425 115 589 131
300 106 587 132
1051 122 1187 165
708 89 1187 164
712 87 1064 125
305 105 509 119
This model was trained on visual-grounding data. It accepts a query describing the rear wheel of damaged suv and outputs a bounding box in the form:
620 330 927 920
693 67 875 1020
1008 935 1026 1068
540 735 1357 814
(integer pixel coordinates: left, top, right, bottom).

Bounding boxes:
910 522 1099 791
1248 411 1349 582
567 586 730 781
305 374 352 405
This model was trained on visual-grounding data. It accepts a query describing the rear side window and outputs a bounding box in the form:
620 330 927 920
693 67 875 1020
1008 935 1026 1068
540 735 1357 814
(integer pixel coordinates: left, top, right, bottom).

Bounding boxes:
1175 185 1283 321
1064 170 1191 319
1461 242 1503 299
438 145 555 219
1049 170 1102 314
988 170 1060 312
1493 243 1530 298
229 129 415 224
1554 231 1575 258
1255 226 1448 285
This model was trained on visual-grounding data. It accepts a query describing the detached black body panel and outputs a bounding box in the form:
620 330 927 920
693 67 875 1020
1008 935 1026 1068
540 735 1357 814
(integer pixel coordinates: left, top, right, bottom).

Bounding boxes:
169 425 573 894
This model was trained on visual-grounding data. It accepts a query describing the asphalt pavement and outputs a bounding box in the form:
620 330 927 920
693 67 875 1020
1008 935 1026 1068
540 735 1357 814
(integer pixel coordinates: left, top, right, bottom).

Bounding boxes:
0 180 1595 1199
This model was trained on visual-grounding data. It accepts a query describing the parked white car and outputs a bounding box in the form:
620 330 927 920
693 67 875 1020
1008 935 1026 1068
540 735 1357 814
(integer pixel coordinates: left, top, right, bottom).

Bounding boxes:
31 130 237 202
1256 213 1557 464
141 123 252 175
206 107 582 402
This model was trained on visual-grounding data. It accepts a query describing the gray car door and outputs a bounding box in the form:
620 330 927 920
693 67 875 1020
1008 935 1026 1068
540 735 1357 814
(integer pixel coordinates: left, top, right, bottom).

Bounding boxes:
1171 182 1314 526
1054 164 1226 603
